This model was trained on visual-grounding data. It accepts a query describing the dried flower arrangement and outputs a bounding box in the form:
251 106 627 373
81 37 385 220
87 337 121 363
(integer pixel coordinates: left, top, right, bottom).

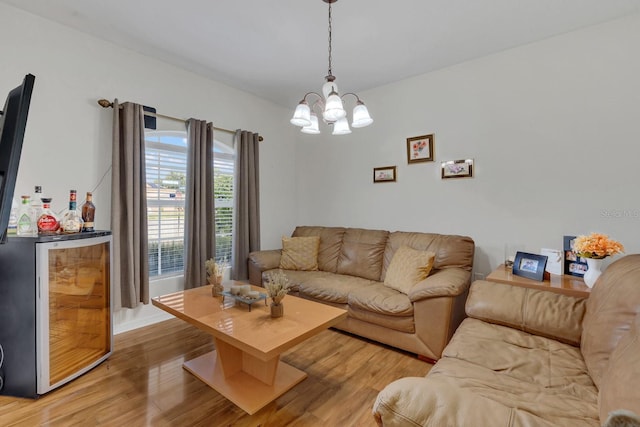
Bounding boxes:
265 270 290 305
205 259 227 296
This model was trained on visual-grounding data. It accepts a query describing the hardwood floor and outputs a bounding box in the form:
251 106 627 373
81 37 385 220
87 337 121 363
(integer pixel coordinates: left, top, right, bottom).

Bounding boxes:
0 319 431 427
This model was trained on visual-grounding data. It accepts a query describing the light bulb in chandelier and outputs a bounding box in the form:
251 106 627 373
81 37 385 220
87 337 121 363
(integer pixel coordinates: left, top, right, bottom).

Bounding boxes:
332 116 352 135
301 113 321 134
323 88 347 123
351 100 373 128
290 100 311 127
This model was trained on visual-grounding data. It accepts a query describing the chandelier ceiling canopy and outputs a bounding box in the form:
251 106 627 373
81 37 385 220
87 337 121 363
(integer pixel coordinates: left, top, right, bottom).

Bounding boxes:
290 0 373 135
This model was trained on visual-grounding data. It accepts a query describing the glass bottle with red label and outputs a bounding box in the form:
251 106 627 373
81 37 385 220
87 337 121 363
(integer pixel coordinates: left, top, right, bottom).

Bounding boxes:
37 197 60 234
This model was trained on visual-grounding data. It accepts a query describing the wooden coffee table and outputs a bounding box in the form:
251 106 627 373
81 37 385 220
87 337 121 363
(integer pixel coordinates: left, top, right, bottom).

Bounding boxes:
152 281 347 414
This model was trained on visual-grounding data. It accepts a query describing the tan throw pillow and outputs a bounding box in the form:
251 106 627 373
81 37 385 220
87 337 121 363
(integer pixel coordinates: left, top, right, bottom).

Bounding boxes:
279 236 320 271
384 246 435 294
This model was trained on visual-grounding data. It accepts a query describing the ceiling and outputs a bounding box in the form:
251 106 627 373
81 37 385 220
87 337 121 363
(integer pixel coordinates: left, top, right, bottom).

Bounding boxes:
2 0 639 108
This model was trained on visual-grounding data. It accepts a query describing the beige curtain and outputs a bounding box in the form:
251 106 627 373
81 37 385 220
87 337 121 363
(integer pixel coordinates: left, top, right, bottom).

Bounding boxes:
111 100 149 309
232 130 261 280
183 119 215 289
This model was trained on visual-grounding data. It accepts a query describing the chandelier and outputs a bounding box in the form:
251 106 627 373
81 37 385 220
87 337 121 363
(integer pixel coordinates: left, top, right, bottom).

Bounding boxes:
290 0 373 135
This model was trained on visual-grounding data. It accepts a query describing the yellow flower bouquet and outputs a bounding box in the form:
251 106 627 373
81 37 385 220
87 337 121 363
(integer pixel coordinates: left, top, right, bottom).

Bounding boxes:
573 233 624 259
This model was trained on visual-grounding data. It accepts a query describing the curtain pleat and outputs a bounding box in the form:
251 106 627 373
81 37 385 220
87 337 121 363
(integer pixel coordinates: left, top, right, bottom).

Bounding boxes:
184 119 215 289
111 100 149 309
232 130 261 280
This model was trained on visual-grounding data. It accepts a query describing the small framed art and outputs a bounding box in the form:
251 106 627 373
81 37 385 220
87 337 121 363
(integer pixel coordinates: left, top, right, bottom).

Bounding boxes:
512 251 548 281
407 134 434 163
441 159 474 179
373 166 397 183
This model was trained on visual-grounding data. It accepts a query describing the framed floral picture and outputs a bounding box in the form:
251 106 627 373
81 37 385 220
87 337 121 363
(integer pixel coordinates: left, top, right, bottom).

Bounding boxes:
441 159 474 179
373 166 397 183
407 134 434 163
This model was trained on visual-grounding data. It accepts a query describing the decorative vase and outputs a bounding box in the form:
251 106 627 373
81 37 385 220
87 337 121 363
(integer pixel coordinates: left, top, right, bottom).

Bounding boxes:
584 258 603 288
270 302 284 318
209 275 224 297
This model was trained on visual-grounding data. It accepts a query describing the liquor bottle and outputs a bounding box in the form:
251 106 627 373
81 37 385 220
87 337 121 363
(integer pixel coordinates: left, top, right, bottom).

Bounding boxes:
37 198 60 234
81 192 96 232
31 186 43 221
61 190 83 233
16 195 37 236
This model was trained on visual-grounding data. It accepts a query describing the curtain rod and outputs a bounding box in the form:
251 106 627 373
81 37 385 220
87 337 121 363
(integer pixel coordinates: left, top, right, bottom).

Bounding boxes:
97 99 263 141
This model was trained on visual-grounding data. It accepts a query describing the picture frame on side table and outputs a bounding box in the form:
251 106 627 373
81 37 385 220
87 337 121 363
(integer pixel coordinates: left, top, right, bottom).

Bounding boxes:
373 166 397 183
407 134 434 163
564 235 588 277
441 159 474 179
512 251 548 281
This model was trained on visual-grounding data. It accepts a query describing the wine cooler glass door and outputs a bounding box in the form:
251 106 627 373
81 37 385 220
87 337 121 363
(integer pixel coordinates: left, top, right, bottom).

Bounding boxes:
36 235 113 394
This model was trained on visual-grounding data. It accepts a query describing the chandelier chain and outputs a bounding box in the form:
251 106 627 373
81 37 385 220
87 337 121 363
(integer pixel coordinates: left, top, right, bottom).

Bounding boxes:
327 1 333 76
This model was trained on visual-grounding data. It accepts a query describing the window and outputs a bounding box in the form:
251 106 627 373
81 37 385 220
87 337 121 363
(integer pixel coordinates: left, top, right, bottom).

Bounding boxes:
145 131 187 277
214 143 234 264
145 129 235 278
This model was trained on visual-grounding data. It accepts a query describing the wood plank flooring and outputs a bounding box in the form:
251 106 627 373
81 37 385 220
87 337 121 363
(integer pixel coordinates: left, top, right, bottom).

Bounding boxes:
0 319 431 427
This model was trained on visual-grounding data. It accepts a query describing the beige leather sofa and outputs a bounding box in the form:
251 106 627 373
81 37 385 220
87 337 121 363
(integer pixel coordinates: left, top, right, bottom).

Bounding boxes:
373 254 640 427
248 226 475 360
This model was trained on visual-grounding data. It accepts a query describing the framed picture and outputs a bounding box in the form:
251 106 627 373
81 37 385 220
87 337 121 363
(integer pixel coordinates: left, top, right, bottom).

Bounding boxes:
373 166 397 183
512 251 548 281
407 134 434 163
563 235 587 277
441 159 474 179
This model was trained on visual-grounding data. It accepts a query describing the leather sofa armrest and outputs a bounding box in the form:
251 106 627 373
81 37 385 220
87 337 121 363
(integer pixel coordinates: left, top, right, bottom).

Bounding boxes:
248 250 282 286
408 268 471 302
465 280 587 346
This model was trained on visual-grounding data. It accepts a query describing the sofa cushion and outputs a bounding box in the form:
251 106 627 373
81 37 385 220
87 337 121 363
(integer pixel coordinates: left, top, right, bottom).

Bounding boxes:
279 236 320 271
263 269 336 293
292 226 346 273
384 246 436 294
599 313 640 421
298 274 375 304
382 232 475 280
435 318 599 425
349 283 414 316
336 228 388 281
348 283 414 333
383 246 435 294
465 280 586 346
581 254 640 388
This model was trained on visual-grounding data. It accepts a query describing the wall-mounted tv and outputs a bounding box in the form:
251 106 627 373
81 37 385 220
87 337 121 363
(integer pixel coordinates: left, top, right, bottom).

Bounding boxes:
0 74 35 243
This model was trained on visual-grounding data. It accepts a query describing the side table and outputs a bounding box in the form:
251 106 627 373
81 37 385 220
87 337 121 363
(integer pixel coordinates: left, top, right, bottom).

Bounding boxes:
486 264 591 298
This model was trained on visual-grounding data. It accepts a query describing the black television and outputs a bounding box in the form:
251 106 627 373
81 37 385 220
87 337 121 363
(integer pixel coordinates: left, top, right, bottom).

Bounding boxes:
0 74 35 243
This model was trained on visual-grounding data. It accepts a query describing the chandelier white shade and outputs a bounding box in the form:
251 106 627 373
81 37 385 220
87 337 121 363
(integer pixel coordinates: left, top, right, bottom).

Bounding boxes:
290 0 373 135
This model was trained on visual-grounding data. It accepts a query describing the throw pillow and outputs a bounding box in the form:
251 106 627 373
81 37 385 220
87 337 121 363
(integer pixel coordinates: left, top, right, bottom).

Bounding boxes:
384 246 435 294
279 236 320 271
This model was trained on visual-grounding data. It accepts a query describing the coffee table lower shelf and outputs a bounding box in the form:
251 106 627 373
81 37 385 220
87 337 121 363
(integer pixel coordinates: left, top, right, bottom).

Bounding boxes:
183 351 307 415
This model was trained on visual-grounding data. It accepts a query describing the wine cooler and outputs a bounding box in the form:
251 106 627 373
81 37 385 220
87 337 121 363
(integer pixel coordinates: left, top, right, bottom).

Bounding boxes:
0 231 112 398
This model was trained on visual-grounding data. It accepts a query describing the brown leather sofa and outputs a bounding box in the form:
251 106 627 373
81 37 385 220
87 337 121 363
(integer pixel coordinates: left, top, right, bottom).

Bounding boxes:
373 254 640 427
248 226 475 360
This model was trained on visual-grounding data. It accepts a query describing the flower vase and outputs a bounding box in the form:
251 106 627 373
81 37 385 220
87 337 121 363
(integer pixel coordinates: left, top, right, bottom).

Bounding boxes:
270 302 284 318
584 258 603 288
210 275 224 297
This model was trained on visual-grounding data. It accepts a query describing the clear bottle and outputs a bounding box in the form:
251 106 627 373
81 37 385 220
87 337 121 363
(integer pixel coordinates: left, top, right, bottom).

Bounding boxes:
37 197 60 234
81 192 95 232
16 195 37 236
61 190 83 233
7 197 19 235
31 186 43 221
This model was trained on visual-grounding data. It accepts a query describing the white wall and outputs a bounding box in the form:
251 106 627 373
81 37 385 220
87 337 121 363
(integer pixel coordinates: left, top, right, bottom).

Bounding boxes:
0 3 298 332
295 14 640 277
